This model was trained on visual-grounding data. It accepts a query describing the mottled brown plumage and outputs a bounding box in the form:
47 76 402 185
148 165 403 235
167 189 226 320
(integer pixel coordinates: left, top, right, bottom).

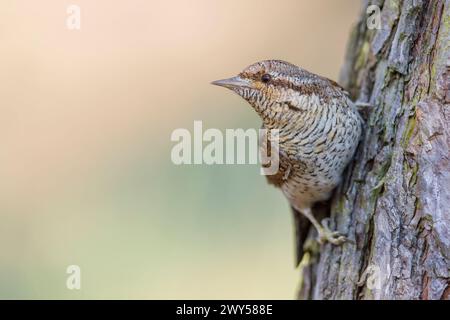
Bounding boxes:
212 60 362 266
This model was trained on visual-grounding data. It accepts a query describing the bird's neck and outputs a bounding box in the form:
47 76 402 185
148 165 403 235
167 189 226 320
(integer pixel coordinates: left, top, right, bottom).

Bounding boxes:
250 100 303 132
248 100 282 128
255 97 328 140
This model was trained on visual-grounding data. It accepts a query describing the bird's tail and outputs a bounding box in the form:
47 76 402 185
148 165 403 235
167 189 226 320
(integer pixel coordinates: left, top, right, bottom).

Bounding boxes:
291 206 311 267
291 201 331 267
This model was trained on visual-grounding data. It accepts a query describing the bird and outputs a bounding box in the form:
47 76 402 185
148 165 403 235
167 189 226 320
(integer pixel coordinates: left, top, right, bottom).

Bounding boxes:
212 60 363 266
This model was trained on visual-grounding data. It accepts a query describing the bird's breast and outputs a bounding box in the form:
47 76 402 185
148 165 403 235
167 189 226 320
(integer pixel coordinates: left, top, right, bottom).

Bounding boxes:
265 101 362 206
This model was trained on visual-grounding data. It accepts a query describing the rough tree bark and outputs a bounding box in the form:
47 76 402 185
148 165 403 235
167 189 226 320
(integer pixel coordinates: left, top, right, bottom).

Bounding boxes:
298 0 449 300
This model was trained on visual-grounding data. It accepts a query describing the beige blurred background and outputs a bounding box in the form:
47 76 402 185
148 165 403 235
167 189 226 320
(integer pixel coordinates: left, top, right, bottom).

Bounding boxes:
0 0 360 299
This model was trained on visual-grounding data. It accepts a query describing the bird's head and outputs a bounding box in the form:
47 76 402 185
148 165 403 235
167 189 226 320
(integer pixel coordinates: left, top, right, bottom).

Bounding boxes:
212 60 325 125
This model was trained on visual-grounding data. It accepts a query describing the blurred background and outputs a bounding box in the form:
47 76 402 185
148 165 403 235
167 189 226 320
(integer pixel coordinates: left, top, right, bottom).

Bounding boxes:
0 0 360 299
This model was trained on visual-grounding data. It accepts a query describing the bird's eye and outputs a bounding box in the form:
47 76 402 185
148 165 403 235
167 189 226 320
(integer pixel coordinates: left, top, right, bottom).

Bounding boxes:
261 73 272 83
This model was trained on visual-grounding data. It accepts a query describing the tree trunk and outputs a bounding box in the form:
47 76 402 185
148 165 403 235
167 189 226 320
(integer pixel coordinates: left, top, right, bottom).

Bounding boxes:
298 0 450 300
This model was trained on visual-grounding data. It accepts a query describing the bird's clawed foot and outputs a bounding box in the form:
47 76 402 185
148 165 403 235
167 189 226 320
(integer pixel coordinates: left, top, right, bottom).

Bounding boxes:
317 219 348 245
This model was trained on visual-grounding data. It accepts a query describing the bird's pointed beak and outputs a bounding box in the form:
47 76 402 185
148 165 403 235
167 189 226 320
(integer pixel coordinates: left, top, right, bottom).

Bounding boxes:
211 76 250 90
